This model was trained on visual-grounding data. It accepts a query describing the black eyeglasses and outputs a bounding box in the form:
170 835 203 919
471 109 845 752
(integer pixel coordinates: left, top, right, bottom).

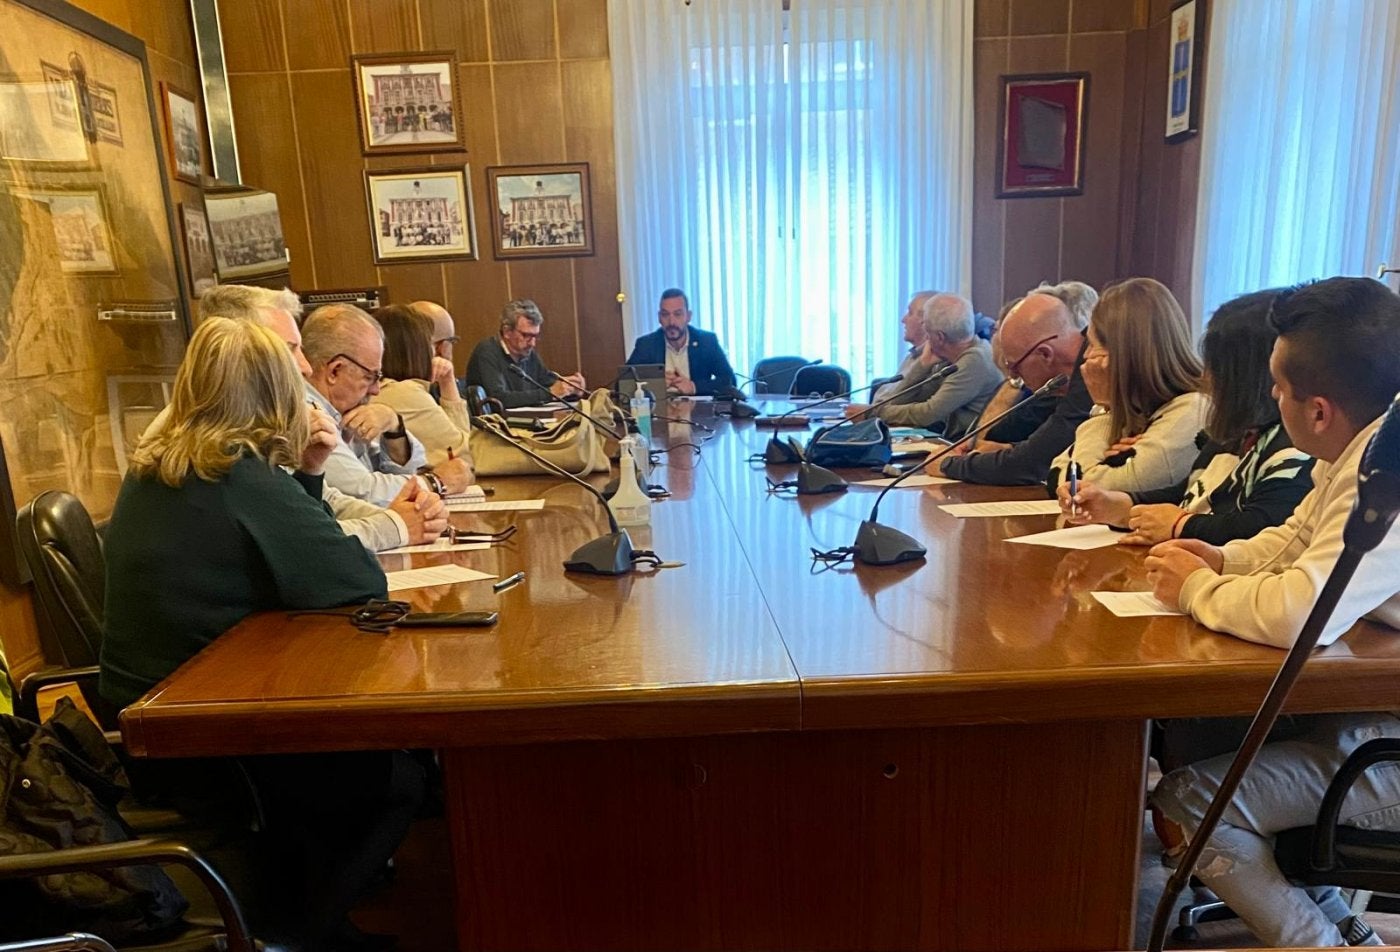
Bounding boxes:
333 352 384 383
1005 334 1059 387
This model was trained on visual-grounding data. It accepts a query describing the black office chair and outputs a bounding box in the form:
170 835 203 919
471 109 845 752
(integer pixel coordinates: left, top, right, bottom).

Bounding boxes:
1171 738 1400 940
750 356 809 395
463 383 504 417
791 365 852 397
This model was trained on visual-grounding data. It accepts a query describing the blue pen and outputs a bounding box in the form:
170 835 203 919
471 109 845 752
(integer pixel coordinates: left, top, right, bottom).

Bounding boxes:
1067 460 1082 518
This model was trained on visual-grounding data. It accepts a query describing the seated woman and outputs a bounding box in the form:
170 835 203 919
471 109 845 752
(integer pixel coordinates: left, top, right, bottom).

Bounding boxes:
1047 278 1207 495
101 317 421 952
371 304 476 472
1059 288 1313 545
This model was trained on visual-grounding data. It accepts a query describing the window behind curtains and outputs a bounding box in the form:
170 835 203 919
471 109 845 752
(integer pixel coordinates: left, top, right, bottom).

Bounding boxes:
610 0 972 384
1194 0 1400 323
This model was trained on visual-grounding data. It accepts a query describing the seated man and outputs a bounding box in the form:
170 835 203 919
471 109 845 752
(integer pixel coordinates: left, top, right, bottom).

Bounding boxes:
626 288 736 396
938 288 1094 484
156 285 446 552
871 290 937 402
407 299 460 402
1145 276 1400 948
844 293 1002 437
464 299 586 409
303 303 472 506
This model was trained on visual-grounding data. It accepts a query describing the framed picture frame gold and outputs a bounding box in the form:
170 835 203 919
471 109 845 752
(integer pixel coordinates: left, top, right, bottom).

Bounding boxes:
486 163 595 259
364 165 477 264
351 51 465 155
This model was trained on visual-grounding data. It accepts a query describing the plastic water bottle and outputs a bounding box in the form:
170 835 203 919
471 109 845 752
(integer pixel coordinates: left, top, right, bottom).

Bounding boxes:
631 423 652 484
631 382 653 444
609 437 652 527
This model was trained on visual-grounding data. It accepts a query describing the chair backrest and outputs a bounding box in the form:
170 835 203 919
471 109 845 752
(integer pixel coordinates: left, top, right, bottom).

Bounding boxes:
792 365 853 397
751 356 809 395
16 491 106 670
464 384 504 417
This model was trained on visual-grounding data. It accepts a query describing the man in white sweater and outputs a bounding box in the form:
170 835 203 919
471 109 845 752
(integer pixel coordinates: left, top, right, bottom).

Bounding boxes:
1146 276 1400 948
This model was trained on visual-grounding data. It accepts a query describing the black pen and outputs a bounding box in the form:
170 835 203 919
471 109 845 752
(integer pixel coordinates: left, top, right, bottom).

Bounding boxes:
492 571 526 593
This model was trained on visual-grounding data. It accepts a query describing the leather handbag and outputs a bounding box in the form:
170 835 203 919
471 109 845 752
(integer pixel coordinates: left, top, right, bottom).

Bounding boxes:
469 389 618 476
805 418 893 468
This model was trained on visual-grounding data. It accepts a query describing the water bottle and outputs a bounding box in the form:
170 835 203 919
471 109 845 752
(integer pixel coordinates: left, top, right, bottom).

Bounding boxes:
609 437 652 527
631 423 652 484
631 382 653 444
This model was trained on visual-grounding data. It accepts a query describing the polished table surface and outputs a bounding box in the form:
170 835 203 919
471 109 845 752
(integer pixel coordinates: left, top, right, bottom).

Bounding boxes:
122 399 1400 756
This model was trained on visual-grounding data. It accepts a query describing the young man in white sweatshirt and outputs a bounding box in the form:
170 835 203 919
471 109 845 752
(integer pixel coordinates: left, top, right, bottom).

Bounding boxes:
1145 276 1400 948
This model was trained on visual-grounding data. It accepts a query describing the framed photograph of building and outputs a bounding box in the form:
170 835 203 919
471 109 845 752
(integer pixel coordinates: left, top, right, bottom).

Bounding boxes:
16 188 118 274
486 163 594 259
162 83 201 183
364 166 476 264
996 73 1089 198
180 202 216 296
1166 0 1206 142
203 187 288 280
351 51 465 155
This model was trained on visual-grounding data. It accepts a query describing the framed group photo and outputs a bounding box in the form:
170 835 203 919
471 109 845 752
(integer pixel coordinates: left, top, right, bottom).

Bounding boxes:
351 51 465 155
203 188 288 280
486 163 594 259
996 72 1089 198
364 166 477 264
161 83 202 183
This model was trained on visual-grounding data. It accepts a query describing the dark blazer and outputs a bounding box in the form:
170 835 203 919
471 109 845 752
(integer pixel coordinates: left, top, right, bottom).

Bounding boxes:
626 327 737 396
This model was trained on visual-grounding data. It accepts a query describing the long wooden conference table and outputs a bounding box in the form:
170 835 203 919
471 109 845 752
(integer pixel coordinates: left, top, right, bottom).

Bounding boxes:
119 400 1400 951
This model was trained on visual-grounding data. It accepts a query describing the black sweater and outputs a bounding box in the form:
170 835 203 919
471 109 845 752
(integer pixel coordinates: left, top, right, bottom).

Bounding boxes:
100 456 386 708
463 336 561 410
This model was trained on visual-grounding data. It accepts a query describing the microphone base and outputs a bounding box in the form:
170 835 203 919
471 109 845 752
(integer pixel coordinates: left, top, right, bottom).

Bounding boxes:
727 401 759 419
764 436 802 464
564 530 635 575
853 520 926 566
796 463 848 495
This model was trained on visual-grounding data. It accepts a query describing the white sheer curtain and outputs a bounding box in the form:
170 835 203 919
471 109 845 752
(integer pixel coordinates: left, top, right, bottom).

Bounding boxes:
1194 0 1400 322
609 0 973 384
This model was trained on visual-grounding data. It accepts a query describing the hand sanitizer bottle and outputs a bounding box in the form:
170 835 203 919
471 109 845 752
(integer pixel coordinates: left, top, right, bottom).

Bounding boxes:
609 437 652 527
631 383 653 444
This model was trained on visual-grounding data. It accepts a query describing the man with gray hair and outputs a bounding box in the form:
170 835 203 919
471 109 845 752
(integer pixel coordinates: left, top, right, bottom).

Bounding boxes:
304 303 473 506
464 299 586 409
844 293 1003 437
1035 279 1098 330
870 290 937 403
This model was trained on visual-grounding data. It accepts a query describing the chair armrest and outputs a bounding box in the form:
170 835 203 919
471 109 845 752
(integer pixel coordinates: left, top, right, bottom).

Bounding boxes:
867 376 900 399
0 837 254 952
15 665 101 722
1311 738 1400 870
0 934 119 952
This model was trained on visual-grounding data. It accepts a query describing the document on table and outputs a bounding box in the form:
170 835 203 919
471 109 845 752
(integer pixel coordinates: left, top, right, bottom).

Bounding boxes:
386 564 496 591
379 539 492 555
853 474 957 488
940 500 1064 518
1005 524 1122 549
444 498 546 512
442 486 486 503
892 440 951 454
1091 591 1185 617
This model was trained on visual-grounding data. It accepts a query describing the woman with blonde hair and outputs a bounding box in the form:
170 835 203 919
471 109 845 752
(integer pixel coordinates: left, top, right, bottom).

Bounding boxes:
101 317 421 952
371 303 475 472
1047 277 1207 494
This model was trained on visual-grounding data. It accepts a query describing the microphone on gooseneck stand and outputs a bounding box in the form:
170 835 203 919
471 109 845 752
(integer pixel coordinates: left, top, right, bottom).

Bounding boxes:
1146 392 1400 952
506 364 627 438
837 373 1070 566
717 359 822 419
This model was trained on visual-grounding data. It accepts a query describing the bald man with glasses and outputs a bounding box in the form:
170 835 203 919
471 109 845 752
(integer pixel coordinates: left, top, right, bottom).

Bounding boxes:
938 291 1095 485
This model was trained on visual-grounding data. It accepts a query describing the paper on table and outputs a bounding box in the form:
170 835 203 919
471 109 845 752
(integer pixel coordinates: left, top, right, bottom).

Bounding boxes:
379 539 492 555
1005 524 1122 549
444 498 546 512
385 564 496 591
1091 591 1185 617
892 440 950 454
853 474 957 488
940 500 1064 518
442 485 486 503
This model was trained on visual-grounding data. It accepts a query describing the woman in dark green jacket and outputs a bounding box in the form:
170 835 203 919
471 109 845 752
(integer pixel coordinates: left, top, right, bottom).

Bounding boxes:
101 317 419 952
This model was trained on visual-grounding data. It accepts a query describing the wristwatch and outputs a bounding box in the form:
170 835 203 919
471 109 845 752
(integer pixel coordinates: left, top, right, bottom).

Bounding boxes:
417 466 445 496
382 414 407 440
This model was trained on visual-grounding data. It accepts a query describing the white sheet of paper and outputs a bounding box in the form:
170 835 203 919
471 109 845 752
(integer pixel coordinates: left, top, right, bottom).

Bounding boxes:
853 474 957 488
940 500 1064 518
441 486 486 503
444 498 547 512
1091 591 1185 617
892 440 951 454
1005 524 1122 549
385 564 497 591
379 539 492 555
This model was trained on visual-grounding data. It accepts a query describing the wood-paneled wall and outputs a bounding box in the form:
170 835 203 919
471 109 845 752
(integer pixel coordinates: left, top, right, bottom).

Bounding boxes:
0 0 205 682
215 0 623 385
972 0 1203 322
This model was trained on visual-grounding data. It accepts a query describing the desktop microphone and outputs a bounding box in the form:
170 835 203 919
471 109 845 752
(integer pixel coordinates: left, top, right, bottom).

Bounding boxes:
851 373 1070 566
718 359 822 419
479 420 637 575
506 364 628 438
1145 391 1400 952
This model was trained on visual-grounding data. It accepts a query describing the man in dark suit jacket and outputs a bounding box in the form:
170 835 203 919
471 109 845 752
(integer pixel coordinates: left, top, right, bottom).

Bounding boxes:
626 288 736 396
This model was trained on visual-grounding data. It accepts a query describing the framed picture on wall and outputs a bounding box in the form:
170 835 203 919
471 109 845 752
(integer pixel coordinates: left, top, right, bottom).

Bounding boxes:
1166 0 1206 142
364 166 477 264
204 187 288 280
15 187 118 274
996 73 1089 198
180 202 216 296
486 163 595 259
351 51 465 155
161 83 202 183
